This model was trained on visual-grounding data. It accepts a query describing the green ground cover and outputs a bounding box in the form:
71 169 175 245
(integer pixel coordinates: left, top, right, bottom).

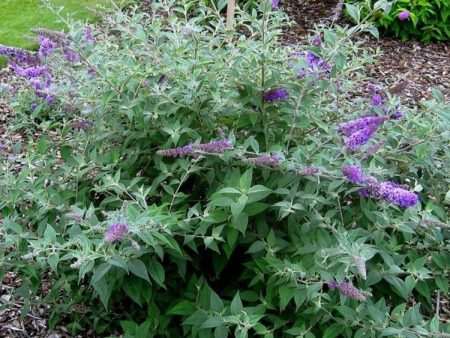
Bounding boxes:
0 0 111 65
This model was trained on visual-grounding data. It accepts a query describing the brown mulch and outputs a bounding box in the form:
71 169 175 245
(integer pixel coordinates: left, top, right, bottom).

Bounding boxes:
280 0 450 106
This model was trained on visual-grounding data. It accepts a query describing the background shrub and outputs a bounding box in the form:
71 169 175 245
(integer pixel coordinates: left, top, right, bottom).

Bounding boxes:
347 0 450 42
0 0 449 337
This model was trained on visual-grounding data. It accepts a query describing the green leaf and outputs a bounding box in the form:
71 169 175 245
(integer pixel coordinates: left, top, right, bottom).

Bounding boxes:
93 278 112 310
91 263 112 285
201 316 223 329
345 3 361 22
323 323 344 338
167 301 196 315
239 169 253 190
246 241 266 254
230 292 243 315
148 259 165 286
128 259 150 283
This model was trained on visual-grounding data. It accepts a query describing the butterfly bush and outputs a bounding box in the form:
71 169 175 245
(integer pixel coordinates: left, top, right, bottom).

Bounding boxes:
0 0 449 337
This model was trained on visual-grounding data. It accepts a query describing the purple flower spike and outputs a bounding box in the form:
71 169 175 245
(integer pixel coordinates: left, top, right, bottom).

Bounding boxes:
338 115 387 136
272 0 280 9
38 36 56 57
384 187 419 207
391 111 403 120
104 223 129 243
298 166 320 176
64 49 79 63
31 102 38 110
244 153 281 167
398 10 410 20
191 140 232 153
312 36 322 47
83 28 94 42
263 88 290 102
157 145 193 158
371 94 383 106
345 126 378 152
342 165 365 183
336 281 366 301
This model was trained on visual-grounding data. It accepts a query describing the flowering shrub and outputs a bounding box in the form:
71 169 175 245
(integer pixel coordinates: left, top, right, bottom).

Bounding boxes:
1 0 449 336
347 0 450 42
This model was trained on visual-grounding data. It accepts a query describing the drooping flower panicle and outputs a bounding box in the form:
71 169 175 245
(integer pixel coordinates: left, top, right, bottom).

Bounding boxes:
104 223 129 243
328 280 366 301
243 153 281 168
342 165 365 183
263 88 290 102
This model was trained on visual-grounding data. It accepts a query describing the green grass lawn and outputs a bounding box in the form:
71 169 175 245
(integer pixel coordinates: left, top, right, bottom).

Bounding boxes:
0 0 112 49
0 0 114 66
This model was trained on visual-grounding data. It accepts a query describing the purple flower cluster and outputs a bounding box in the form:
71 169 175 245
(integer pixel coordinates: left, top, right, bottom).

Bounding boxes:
371 93 383 107
0 44 39 64
328 280 366 301
272 0 280 9
64 49 79 63
339 115 388 151
359 177 419 207
342 165 365 183
157 140 233 158
298 166 320 176
263 88 290 102
296 51 332 79
243 153 281 168
191 140 232 153
83 28 94 42
72 119 94 131
38 36 57 58
311 36 322 47
157 145 193 158
398 10 410 20
104 223 129 243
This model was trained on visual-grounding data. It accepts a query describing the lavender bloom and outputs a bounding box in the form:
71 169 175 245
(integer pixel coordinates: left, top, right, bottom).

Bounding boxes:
312 36 322 47
13 64 49 78
83 28 94 42
263 88 290 102
38 36 56 57
30 102 38 110
345 125 378 152
0 142 5 151
339 115 387 136
191 140 232 153
391 111 403 120
367 83 377 93
398 10 410 20
342 165 365 183
157 145 193 158
72 119 93 131
371 94 383 106
0 44 38 64
384 187 419 207
330 0 344 22
328 280 366 300
104 223 129 243
353 256 367 279
272 0 280 9
64 49 79 63
45 95 55 105
32 28 70 46
336 281 366 301
244 153 281 167
298 166 320 176
297 68 307 79
360 177 419 208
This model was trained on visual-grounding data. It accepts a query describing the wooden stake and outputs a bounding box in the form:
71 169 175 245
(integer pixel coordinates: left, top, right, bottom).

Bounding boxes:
226 0 236 30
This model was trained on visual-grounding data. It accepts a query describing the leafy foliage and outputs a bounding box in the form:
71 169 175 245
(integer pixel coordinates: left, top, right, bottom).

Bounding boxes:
0 0 449 337
348 0 450 42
